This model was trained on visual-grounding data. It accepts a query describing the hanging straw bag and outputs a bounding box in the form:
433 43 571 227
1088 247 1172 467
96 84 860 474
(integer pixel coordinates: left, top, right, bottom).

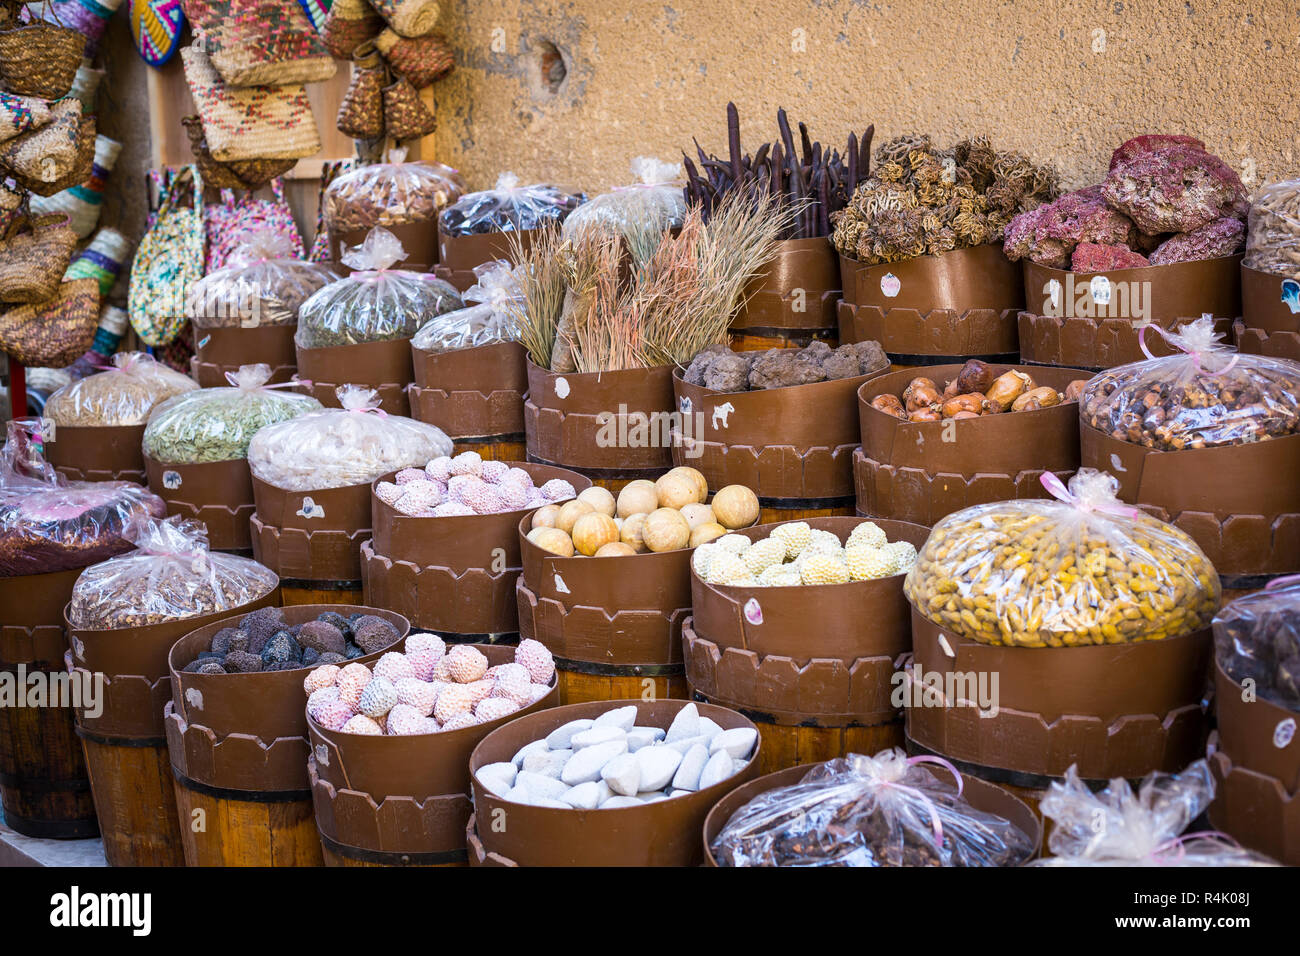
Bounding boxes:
370 0 439 38
374 28 453 89
322 0 383 58
0 276 99 367
180 0 336 86
180 115 296 190
128 165 205 347
0 213 77 303
0 92 54 144
0 99 89 196
0 1 83 98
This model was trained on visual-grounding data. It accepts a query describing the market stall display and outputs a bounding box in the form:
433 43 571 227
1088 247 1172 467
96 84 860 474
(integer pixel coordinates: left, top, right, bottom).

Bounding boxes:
1236 178 1300 361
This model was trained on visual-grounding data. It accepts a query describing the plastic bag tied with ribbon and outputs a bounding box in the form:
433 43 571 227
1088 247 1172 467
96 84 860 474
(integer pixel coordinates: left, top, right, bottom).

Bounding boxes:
0 418 166 576
562 156 687 241
142 363 322 465
68 515 279 629
186 228 338 329
438 171 587 237
1033 761 1277 867
710 749 1035 867
903 467 1221 647
44 351 199 428
247 384 452 492
1081 315 1300 450
411 260 525 353
323 150 466 233
296 226 464 348
1213 575 1300 711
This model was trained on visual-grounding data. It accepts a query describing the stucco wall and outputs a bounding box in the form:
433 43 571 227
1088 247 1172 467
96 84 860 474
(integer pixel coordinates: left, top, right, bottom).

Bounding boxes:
430 0 1298 196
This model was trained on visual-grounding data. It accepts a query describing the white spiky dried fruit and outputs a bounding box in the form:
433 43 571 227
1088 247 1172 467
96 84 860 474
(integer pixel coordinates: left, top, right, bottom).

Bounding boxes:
691 542 720 579
705 551 756 587
848 520 888 550
758 564 801 587
741 537 786 576
715 533 751 555
800 553 850 586
769 521 811 560
846 545 895 581
882 540 919 574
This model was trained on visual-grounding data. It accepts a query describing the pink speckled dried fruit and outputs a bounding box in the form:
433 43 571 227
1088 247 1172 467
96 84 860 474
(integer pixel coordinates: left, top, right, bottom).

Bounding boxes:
341 714 384 735
395 677 438 716
445 644 488 683
1148 216 1246 265
481 460 509 484
406 633 446 657
432 502 475 517
450 451 483 477
431 657 453 682
475 697 519 722
336 662 373 706
373 651 415 685
515 639 555 683
395 468 427 485
1003 186 1140 268
490 663 533 705
464 678 495 706
396 482 443 513
358 675 398 718
375 481 403 505
304 664 340 694
528 683 551 703
439 712 480 732
434 683 475 722
385 703 430 735
446 474 482 502
539 478 576 502
461 484 505 515
497 482 531 512
1101 136 1248 234
425 457 452 482
1070 242 1150 272
502 467 533 488
315 699 356 731
306 685 341 718
405 649 441 681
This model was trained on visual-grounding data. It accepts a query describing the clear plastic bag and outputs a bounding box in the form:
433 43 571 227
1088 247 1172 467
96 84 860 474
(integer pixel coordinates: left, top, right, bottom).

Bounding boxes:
295 227 464 348
1244 178 1300 279
142 364 322 465
1032 761 1278 866
323 154 466 233
410 260 523 353
710 749 1035 867
438 172 586 237
1213 577 1300 711
562 156 686 240
1081 316 1300 450
44 352 199 428
67 516 279 629
903 468 1220 647
186 229 338 329
246 385 453 491
0 419 166 576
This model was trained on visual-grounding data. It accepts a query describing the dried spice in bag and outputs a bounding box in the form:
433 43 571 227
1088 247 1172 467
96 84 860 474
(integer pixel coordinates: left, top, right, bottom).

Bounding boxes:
142 363 321 465
711 749 1034 867
0 418 165 575
247 385 452 492
1213 577 1300 711
438 172 586 237
296 227 462 348
1245 178 1300 280
410 260 522 352
323 153 464 234
44 351 198 427
561 156 686 242
185 229 337 329
1033 761 1277 867
903 468 1220 648
1081 316 1300 451
67 516 279 629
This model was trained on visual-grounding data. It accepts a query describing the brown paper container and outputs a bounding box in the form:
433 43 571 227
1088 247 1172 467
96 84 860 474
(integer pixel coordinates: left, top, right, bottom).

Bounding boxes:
700 760 1042 866
362 462 591 637
854 364 1088 525
837 245 1023 362
330 221 438 275
191 325 298 388
1018 255 1242 370
906 608 1211 782
524 359 676 474
0 568 82 667
685 516 928 726
1207 748 1300 864
670 368 880 502
1233 320 1300 363
730 237 840 337
44 424 147 484
165 604 408 793
250 476 372 585
307 644 557 863
468 699 761 866
434 226 534 292
1239 264 1300 335
144 453 256 553
409 340 527 440
1212 659 1300 791
1079 422 1300 583
295 338 414 417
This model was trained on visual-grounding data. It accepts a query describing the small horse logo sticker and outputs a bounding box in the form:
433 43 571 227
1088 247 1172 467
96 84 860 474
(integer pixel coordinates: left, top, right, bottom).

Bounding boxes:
711 402 735 429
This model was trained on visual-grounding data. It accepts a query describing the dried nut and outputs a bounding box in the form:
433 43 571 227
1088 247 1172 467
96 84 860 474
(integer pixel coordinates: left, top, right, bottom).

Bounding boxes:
941 377 962 399
955 360 994 394
1064 379 1089 402
1012 386 1062 412
908 408 942 422
980 398 1003 415
985 370 1033 410
942 393 985 417
904 384 941 411
870 394 907 419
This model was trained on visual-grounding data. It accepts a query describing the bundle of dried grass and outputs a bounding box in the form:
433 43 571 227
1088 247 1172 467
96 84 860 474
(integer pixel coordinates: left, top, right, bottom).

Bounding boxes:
503 224 566 367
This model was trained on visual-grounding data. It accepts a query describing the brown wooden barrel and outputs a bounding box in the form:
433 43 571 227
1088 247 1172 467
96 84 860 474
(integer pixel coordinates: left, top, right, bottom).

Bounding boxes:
295 338 413 417
409 340 527 462
468 699 760 866
250 476 371 592
0 568 97 839
515 515 691 705
728 237 841 353
280 585 366 607
191 325 298 388
143 453 256 554
308 644 557 867
164 603 408 867
64 589 281 866
43 424 147 485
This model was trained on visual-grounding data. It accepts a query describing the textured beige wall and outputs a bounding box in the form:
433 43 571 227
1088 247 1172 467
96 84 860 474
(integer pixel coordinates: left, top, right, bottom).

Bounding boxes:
430 0 1298 197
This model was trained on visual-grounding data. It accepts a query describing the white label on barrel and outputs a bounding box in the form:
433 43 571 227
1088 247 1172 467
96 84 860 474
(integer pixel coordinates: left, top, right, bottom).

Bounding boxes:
880 273 901 298
937 633 956 658
163 470 182 490
1109 454 1127 472
1274 717 1296 749
1048 278 1062 310
711 402 735 430
185 688 204 711
315 744 330 766
72 636 85 661
297 496 325 520
679 396 692 415
553 573 570 594
743 598 763 625
1090 275 1112 305
197 335 211 350
555 377 570 399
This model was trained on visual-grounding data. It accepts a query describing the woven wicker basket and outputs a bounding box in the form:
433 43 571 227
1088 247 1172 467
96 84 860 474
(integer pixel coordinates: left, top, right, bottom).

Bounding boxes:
181 116 296 190
0 276 98 367
337 43 386 140
0 213 77 304
322 0 384 57
374 29 454 89
0 17 82 98
382 76 436 141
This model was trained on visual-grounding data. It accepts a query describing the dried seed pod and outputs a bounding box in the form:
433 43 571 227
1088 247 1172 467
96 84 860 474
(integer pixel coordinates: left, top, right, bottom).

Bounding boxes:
1012 386 1061 412
871 394 907 418
942 393 985 417
951 410 979 419
955 360 994 395
1064 379 1089 402
985 370 1033 411
904 383 941 412
941 377 962 400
